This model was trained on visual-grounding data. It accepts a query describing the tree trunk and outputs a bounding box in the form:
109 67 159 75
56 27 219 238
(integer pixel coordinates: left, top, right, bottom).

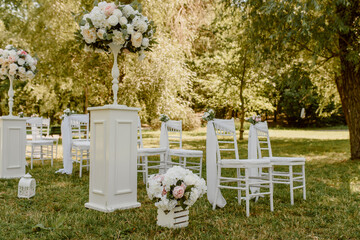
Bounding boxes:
336 31 360 160
84 85 88 114
239 53 247 140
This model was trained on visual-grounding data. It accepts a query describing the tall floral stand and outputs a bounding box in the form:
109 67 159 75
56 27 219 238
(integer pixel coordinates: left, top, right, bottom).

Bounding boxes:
85 43 141 212
0 116 26 179
0 75 26 178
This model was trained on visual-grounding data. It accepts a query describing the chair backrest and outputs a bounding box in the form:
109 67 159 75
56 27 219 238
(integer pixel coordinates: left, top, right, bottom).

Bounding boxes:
137 116 143 148
70 114 89 141
213 118 239 161
42 118 51 137
255 121 273 158
26 117 43 141
166 120 183 149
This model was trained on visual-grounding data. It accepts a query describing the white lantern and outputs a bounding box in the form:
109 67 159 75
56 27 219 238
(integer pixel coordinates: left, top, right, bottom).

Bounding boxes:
18 173 36 198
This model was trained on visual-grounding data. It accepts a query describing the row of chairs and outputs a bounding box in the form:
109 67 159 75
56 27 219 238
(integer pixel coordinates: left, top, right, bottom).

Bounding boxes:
212 119 305 217
137 118 203 183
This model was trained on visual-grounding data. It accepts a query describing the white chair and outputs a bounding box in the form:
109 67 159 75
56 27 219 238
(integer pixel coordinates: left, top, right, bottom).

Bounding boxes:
137 117 167 183
255 121 306 205
212 119 273 217
70 114 90 177
42 118 59 160
26 117 54 169
164 120 203 176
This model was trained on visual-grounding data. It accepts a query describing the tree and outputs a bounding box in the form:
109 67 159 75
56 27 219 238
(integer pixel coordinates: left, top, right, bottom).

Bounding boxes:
240 0 360 159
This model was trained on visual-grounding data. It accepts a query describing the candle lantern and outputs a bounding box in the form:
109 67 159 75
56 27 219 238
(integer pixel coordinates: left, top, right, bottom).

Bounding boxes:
18 173 36 199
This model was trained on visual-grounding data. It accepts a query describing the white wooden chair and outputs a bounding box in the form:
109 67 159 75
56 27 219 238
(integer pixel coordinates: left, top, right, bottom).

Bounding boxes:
137 117 167 183
26 117 54 169
70 114 90 177
255 121 306 205
212 119 273 217
42 118 59 160
164 120 203 177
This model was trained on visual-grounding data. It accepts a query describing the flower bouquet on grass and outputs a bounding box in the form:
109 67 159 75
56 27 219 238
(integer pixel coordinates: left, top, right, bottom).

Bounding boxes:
147 166 207 228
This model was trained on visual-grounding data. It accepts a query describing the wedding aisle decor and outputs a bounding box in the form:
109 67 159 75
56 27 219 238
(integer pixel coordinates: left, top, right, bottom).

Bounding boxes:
76 1 156 105
202 109 215 122
0 45 37 179
0 45 37 116
246 115 261 125
147 166 207 228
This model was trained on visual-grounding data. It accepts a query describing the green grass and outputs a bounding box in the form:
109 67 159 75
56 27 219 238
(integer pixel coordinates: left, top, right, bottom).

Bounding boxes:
1 127 360 239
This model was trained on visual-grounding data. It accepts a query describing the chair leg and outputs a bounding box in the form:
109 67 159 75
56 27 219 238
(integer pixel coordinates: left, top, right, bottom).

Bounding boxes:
302 164 306 200
55 140 58 159
41 146 44 165
51 145 53 167
144 156 148 184
79 150 83 178
31 145 34 169
269 166 274 212
245 168 250 217
289 165 294 205
199 157 203 177
237 168 241 205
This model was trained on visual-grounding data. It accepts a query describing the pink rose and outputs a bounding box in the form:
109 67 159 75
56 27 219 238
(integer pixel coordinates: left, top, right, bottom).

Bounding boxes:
8 55 16 63
21 50 27 55
104 3 116 17
162 188 167 196
173 186 185 199
154 174 164 182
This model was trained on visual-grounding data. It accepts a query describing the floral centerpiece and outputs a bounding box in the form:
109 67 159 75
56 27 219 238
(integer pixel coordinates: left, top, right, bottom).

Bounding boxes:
60 108 76 120
76 1 156 105
246 115 261 125
202 109 215 122
0 45 37 116
159 114 170 122
147 166 206 211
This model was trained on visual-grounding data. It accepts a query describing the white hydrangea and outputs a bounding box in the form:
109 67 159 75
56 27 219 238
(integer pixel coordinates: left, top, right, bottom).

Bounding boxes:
90 7 106 28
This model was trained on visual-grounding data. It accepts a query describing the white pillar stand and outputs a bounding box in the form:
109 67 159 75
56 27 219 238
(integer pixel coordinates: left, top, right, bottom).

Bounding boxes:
0 116 26 179
85 105 141 212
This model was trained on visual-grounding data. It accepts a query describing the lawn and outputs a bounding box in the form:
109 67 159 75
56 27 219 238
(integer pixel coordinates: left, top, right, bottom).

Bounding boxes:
1 127 359 239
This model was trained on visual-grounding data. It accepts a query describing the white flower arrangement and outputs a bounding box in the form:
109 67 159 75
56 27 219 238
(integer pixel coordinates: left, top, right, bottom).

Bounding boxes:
147 166 207 212
202 109 215 122
0 45 37 81
159 114 170 122
246 115 261 125
60 108 76 120
76 1 156 60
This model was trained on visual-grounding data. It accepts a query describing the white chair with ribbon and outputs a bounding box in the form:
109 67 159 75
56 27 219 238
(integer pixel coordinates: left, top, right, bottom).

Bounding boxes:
208 118 274 217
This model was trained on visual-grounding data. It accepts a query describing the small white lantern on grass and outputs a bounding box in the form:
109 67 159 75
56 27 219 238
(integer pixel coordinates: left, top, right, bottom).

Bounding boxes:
18 173 36 199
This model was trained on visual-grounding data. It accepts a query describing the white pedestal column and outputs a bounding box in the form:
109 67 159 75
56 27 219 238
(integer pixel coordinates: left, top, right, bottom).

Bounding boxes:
0 116 26 179
85 105 141 212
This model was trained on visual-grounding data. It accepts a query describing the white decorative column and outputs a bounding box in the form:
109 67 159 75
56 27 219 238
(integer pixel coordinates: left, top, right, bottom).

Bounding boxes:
85 105 141 212
0 116 26 179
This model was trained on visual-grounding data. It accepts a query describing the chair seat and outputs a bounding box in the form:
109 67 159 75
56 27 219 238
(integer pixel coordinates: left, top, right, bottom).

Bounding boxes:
264 156 305 164
73 141 90 149
169 149 203 157
43 136 59 141
220 159 271 166
137 147 167 156
27 140 54 145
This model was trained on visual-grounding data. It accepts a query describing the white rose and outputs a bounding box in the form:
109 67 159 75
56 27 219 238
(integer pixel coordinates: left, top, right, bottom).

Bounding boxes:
97 29 106 40
122 5 135 17
107 15 118 26
126 24 134 35
0 67 7 75
18 58 25 65
31 65 36 71
5 45 12 50
112 30 126 45
25 55 34 65
113 9 122 18
142 38 149 48
0 49 3 55
26 70 35 79
119 16 127 25
133 17 148 33
9 63 18 71
9 69 16 76
0 57 4 64
131 31 143 48
18 67 26 74
98 1 107 10
82 28 97 44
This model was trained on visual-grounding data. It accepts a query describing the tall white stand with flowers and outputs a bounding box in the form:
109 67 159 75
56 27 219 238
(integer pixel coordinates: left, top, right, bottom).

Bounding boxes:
0 45 37 179
78 1 155 212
